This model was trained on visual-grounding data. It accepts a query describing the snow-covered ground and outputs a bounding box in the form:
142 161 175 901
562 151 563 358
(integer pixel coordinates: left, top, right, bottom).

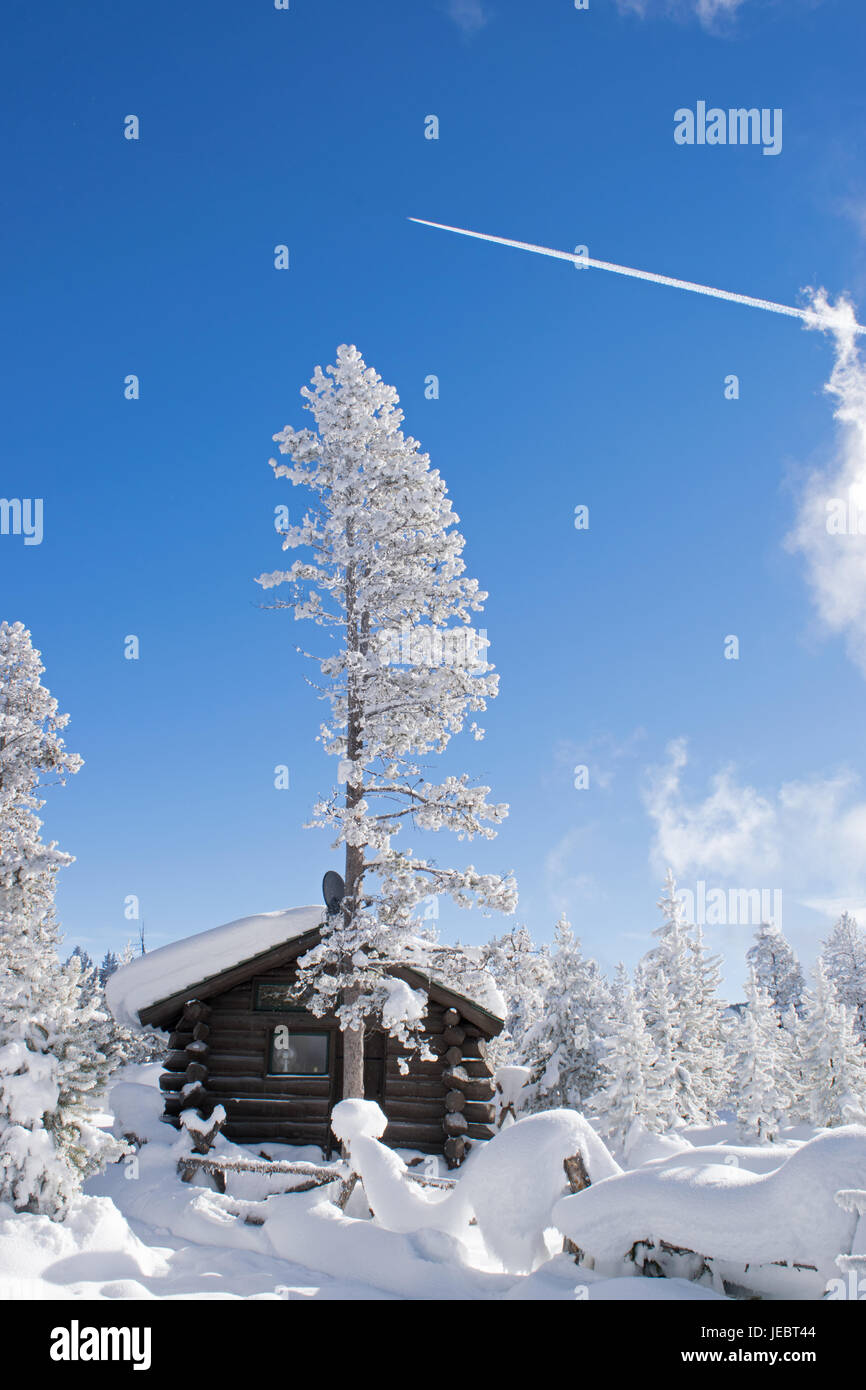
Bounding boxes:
2 1064 863 1302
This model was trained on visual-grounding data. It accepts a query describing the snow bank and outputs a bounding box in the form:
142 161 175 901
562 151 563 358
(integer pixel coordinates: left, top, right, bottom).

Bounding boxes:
0 1195 169 1298
554 1125 866 1291
461 1110 622 1273
105 906 324 1026
263 1195 509 1300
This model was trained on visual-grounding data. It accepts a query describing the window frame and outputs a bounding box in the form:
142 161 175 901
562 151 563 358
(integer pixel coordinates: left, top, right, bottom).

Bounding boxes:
252 978 309 1013
266 1027 331 1078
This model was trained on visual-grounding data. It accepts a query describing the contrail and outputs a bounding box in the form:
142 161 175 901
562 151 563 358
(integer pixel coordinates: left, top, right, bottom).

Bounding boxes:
409 218 866 335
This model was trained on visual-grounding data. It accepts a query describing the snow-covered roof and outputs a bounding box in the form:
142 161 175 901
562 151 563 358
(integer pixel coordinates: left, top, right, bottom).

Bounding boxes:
105 906 325 1028
106 903 505 1033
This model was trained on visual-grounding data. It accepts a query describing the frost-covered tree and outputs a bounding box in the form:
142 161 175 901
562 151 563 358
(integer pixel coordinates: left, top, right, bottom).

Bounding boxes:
98 950 119 987
821 913 866 1043
591 976 675 1151
257 347 516 1096
799 960 866 1128
0 621 123 1216
732 967 794 1143
522 915 612 1112
637 872 727 1124
68 946 97 993
479 924 551 1068
745 921 805 1018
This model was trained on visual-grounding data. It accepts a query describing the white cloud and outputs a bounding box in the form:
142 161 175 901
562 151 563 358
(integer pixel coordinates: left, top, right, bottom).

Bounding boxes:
446 0 488 34
615 0 747 28
786 293 866 678
643 738 866 914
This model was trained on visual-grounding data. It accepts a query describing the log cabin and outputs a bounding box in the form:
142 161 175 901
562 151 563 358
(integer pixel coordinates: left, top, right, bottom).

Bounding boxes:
106 904 504 1168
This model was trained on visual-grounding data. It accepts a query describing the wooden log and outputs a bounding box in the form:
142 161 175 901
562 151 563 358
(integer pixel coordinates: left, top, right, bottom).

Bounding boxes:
465 1122 495 1141
168 1032 193 1050
159 1073 184 1093
564 1152 591 1193
165 1050 189 1070
443 1135 465 1168
385 1058 443 1079
462 1100 495 1125
382 1100 446 1123
442 1026 466 1046
440 1069 494 1099
443 1009 461 1027
445 1090 466 1112
459 1058 495 1080
180 1000 212 1024
444 1046 463 1067
443 1111 468 1137
221 1097 331 1117
562 1152 591 1258
379 1077 446 1099
222 1120 331 1142
462 1037 488 1062
381 1119 447 1146
180 1085 209 1113
206 1074 331 1098
181 1108 226 1156
192 1022 210 1042
185 1061 209 1084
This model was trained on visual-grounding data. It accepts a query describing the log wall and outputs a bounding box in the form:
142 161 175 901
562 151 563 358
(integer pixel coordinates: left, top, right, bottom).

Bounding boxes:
158 960 497 1164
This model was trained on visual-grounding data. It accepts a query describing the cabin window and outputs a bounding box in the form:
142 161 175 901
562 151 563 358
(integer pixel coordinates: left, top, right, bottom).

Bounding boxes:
253 980 308 1012
267 1028 330 1076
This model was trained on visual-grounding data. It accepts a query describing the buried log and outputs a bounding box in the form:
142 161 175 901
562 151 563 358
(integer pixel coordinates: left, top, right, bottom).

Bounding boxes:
562 1151 591 1260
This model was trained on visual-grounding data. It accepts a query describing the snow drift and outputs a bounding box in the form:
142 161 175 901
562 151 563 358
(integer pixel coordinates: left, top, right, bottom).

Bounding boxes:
554 1125 866 1295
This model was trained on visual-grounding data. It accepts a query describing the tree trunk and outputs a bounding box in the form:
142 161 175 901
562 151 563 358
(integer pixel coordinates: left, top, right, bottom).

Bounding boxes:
342 1019 365 1100
340 534 367 1103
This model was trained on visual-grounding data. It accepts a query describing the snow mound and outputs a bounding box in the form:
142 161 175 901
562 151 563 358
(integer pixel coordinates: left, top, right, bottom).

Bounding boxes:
462 1110 622 1273
331 1099 388 1144
105 906 324 1026
554 1125 866 1287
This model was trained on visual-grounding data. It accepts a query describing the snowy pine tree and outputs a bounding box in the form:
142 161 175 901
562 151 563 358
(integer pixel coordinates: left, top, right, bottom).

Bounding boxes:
732 967 794 1143
821 912 866 1043
799 960 866 1128
637 871 727 1125
257 347 516 1095
98 950 119 987
0 621 123 1216
480 924 551 1069
745 921 805 1018
522 914 612 1112
590 974 676 1152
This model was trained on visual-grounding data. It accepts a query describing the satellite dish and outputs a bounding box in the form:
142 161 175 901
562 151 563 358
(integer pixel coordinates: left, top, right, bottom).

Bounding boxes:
322 871 345 917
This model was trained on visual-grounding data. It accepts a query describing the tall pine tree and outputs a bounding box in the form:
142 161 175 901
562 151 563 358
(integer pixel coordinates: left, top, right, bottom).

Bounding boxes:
257 347 516 1096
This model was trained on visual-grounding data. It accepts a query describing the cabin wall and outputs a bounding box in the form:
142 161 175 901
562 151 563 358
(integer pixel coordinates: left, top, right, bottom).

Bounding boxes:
158 958 496 1162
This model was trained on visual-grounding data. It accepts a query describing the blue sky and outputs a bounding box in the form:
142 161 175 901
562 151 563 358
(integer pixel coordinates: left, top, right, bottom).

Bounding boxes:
2 0 866 993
